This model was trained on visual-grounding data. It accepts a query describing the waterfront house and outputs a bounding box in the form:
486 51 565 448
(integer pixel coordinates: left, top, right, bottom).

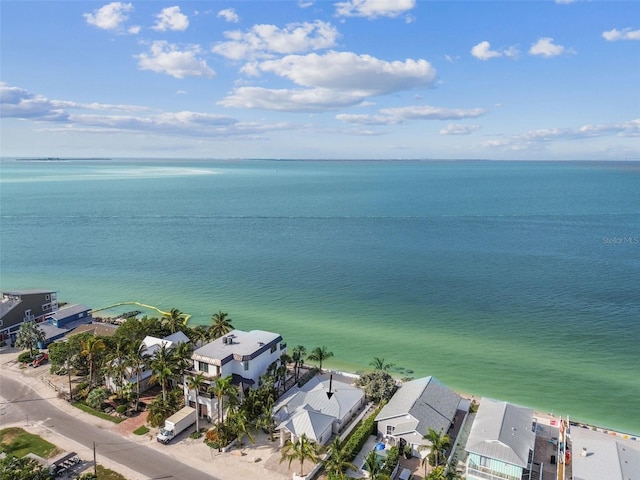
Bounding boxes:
0 289 58 345
375 376 464 457
273 376 365 446
186 329 286 418
465 398 536 480
569 426 640 480
104 331 189 393
37 303 93 347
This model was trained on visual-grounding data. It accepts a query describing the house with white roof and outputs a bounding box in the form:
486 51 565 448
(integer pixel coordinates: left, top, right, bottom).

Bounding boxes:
104 331 189 393
187 329 286 418
273 376 365 446
375 376 465 457
465 398 536 480
570 426 640 480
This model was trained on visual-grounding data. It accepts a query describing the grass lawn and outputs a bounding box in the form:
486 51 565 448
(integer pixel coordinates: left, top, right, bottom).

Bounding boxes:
96 464 129 480
133 425 149 435
72 402 125 423
0 427 60 458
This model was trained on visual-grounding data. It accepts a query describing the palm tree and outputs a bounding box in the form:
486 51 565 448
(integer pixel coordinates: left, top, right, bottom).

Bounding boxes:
369 356 395 372
189 324 210 346
14 321 46 357
208 310 233 340
419 428 452 478
81 335 106 388
324 436 357 480
364 450 382 479
209 375 235 422
186 373 206 433
149 343 180 402
126 339 149 412
104 337 130 395
307 345 334 372
291 345 306 381
279 433 321 477
162 308 185 334
228 408 254 447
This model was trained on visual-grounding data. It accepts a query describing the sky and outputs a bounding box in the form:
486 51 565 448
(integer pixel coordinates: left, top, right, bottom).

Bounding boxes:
1 0 639 160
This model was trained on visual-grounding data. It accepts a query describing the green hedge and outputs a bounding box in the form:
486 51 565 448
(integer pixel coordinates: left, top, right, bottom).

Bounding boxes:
343 402 386 462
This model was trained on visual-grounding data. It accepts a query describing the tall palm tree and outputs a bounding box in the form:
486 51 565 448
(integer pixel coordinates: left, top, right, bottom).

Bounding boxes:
209 375 235 422
104 337 130 395
162 308 185 334
126 339 149 412
419 428 452 478
186 373 206 433
291 345 306 381
81 335 106 388
149 343 180 402
229 408 254 447
307 345 334 372
364 450 382 479
324 436 357 480
369 356 395 372
15 321 46 357
208 310 233 340
279 433 322 477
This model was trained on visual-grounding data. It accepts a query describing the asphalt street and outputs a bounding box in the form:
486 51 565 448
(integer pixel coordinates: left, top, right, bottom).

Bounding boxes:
0 374 220 480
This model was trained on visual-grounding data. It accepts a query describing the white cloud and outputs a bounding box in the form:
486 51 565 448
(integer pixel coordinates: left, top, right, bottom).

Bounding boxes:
602 28 640 41
335 0 416 19
252 51 436 94
213 21 339 60
223 51 436 112
219 87 366 112
335 113 399 125
298 1 314 8
440 123 481 135
471 41 519 60
529 37 573 57
128 25 141 35
136 41 215 79
152 6 189 32
217 8 239 23
482 119 640 151
380 105 486 120
83 2 133 31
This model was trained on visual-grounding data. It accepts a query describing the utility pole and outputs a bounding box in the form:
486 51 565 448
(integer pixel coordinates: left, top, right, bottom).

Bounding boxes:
93 441 97 477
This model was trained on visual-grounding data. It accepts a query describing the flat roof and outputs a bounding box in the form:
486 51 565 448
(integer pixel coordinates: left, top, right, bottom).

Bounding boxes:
192 329 282 365
571 426 640 480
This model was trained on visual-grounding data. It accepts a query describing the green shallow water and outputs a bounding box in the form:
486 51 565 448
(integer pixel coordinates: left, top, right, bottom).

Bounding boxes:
1 158 639 434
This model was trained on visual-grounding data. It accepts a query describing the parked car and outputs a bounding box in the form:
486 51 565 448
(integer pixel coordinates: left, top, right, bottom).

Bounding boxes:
31 352 49 367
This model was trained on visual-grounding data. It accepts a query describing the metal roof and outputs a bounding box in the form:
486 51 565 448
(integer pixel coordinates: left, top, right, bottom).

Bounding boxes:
375 376 461 436
465 398 535 468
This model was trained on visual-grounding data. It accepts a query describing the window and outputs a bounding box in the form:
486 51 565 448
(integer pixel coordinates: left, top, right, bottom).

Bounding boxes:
199 362 209 373
243 361 249 371
270 344 277 354
386 425 395 435
479 456 489 467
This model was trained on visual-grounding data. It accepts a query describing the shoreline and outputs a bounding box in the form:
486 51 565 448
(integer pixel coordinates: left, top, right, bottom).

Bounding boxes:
322 365 640 439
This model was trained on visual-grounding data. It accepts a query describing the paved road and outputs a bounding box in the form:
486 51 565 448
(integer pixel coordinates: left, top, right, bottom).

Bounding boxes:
0 374 220 480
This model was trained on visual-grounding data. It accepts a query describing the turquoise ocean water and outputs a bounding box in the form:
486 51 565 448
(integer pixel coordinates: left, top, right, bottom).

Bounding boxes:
1 158 638 434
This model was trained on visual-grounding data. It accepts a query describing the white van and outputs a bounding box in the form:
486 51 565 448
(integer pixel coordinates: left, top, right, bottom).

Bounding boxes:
398 468 412 480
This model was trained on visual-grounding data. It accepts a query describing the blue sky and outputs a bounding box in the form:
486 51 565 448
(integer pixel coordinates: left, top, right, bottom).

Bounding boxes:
1 0 639 160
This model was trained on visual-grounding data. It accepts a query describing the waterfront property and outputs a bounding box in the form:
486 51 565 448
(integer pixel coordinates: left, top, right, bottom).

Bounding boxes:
186 329 286 418
104 331 189 393
37 303 93 348
569 426 640 480
375 376 465 457
273 376 365 446
0 289 58 344
465 398 536 480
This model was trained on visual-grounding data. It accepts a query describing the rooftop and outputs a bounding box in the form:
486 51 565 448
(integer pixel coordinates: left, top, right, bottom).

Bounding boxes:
192 330 282 366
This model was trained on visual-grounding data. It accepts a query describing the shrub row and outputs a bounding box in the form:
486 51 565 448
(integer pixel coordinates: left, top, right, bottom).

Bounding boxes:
343 402 386 463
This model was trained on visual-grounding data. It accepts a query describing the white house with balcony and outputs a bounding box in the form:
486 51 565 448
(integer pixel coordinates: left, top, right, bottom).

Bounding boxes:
186 329 286 418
